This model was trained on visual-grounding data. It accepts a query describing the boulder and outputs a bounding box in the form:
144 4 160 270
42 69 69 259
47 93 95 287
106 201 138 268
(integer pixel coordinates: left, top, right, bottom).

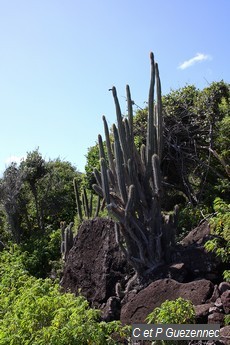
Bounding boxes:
208 312 225 327
194 303 213 323
220 290 230 314
220 326 230 345
219 282 230 295
180 221 210 246
60 218 130 306
100 296 121 322
174 245 221 281
207 284 220 303
120 278 214 325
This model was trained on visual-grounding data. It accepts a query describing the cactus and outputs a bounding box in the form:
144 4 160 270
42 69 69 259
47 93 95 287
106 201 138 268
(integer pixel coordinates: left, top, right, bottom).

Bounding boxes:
61 221 74 261
73 178 83 221
73 178 101 220
93 52 176 278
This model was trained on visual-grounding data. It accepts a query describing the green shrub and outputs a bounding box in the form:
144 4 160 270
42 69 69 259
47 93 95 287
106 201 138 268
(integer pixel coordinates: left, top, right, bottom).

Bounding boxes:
146 297 196 324
146 298 196 345
205 198 230 263
19 227 62 278
223 270 230 282
177 204 210 240
224 314 230 326
0 249 129 344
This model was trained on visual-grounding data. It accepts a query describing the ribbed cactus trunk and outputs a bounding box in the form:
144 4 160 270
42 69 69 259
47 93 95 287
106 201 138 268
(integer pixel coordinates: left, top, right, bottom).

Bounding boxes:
93 53 175 278
61 222 74 261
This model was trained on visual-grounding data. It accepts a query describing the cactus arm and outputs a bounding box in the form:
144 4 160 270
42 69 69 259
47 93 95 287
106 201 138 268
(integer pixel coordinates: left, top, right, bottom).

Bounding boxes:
146 52 156 177
155 63 163 160
102 115 116 175
100 157 110 205
73 178 83 221
152 154 162 197
93 167 102 187
82 188 90 218
125 184 135 217
113 124 128 204
98 134 106 160
126 84 134 154
111 86 129 163
92 183 104 197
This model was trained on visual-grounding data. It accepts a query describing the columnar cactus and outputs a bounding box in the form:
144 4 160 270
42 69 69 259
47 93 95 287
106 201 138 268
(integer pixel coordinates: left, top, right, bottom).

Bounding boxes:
93 53 176 278
73 178 100 220
61 221 74 261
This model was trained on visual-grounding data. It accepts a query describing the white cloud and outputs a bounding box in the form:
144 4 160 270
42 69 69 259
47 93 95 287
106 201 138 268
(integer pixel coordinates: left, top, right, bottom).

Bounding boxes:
178 53 212 70
4 155 25 166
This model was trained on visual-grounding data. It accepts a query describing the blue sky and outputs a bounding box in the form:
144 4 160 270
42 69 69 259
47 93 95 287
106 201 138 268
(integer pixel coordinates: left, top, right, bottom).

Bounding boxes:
0 0 229 175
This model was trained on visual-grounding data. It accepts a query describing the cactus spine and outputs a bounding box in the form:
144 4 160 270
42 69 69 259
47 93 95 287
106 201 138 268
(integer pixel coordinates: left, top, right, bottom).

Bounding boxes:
93 52 176 278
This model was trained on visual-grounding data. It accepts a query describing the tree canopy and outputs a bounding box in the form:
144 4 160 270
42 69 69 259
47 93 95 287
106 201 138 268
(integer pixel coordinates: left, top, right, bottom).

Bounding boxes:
0 150 80 243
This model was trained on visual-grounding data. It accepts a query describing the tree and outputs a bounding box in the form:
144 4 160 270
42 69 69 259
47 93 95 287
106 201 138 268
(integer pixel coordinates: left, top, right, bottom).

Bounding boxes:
132 81 230 208
0 150 80 243
20 149 47 231
0 163 25 243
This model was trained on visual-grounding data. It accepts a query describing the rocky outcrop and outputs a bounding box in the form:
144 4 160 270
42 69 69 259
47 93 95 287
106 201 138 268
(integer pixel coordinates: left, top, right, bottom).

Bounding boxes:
180 220 210 246
60 218 229 334
60 217 130 307
120 278 214 325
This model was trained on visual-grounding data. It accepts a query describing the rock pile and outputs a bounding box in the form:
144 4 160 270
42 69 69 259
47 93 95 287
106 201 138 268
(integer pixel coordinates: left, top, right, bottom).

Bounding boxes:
61 218 229 344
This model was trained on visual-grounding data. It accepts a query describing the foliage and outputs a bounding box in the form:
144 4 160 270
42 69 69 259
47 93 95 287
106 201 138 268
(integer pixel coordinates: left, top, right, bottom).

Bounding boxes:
223 270 230 282
224 314 230 325
177 203 211 240
0 207 8 243
84 143 101 190
0 162 25 243
129 81 230 211
0 150 80 243
0 249 130 345
146 297 196 324
205 198 230 263
19 227 62 278
146 298 196 345
133 108 148 149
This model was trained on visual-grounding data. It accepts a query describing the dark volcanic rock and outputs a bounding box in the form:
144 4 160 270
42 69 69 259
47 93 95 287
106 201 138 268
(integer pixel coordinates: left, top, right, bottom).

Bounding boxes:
100 296 121 322
120 278 214 325
220 326 230 345
208 312 225 327
221 290 230 314
60 218 129 306
194 303 213 323
219 281 230 295
173 246 220 281
180 221 210 246
207 284 220 303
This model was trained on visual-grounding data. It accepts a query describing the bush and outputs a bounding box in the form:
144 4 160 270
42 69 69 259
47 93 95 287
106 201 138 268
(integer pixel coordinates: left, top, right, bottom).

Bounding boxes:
177 204 210 240
205 198 230 264
146 298 196 345
224 314 230 326
0 249 129 344
223 270 230 282
146 297 195 324
18 227 62 278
